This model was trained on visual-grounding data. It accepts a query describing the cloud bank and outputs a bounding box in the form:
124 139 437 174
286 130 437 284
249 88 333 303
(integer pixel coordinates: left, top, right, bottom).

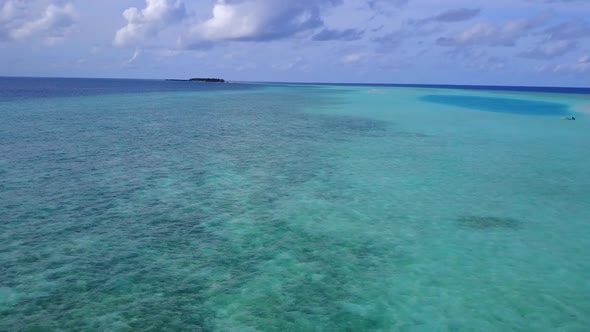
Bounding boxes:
114 0 187 48
186 0 341 45
437 14 550 47
0 0 77 43
1 0 589 86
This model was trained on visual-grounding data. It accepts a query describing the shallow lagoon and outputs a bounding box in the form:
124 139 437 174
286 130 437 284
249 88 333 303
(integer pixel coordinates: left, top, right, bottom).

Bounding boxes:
1 78 589 330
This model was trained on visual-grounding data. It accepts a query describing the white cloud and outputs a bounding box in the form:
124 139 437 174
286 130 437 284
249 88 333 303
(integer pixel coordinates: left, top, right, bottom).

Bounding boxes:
0 0 23 22
0 1 77 43
272 56 308 71
544 19 590 40
341 53 365 64
10 3 76 40
437 13 551 47
410 8 481 26
114 0 187 48
155 49 183 57
186 0 340 45
521 39 577 58
562 54 590 73
366 0 408 16
125 49 141 65
0 0 20 39
539 54 590 74
192 1 264 41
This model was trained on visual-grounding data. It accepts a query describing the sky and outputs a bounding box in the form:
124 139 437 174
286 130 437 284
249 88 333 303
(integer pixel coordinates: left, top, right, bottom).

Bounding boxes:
0 0 589 86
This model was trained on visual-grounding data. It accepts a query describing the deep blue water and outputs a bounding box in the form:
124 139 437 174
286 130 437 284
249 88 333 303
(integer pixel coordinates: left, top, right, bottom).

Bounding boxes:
420 95 571 115
0 77 258 102
261 81 590 95
3 77 588 103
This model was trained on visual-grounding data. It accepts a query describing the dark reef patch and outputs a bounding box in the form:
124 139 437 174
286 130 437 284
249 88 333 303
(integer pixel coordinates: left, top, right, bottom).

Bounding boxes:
393 132 431 138
457 216 522 229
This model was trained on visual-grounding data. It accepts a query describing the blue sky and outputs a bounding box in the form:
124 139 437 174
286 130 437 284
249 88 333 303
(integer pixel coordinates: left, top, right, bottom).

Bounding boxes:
0 0 589 86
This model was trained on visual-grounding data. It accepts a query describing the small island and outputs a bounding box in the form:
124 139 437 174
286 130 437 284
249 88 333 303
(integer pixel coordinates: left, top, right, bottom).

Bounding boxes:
166 78 226 83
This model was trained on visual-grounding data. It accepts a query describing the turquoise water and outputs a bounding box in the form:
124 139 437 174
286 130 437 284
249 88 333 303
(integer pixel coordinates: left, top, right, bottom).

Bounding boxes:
1 79 590 331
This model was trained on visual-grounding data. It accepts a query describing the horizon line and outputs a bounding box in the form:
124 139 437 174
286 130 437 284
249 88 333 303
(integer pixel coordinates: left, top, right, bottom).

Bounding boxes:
1 75 589 90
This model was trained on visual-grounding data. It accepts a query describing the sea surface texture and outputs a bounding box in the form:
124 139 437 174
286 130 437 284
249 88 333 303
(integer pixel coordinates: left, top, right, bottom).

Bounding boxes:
1 77 589 331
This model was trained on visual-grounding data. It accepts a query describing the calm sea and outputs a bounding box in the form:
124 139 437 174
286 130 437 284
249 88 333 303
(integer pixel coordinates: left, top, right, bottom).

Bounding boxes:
1 77 589 331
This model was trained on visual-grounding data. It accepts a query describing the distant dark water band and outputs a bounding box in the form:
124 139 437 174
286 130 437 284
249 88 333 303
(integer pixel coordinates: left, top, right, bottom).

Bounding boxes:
263 82 590 95
0 77 262 102
420 95 570 116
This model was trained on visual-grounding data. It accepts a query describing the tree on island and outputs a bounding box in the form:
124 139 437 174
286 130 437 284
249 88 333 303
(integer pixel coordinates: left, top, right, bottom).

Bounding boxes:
165 78 226 83
189 78 225 83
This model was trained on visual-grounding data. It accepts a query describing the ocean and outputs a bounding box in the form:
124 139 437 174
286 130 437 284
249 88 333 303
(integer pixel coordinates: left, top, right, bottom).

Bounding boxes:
1 77 589 331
